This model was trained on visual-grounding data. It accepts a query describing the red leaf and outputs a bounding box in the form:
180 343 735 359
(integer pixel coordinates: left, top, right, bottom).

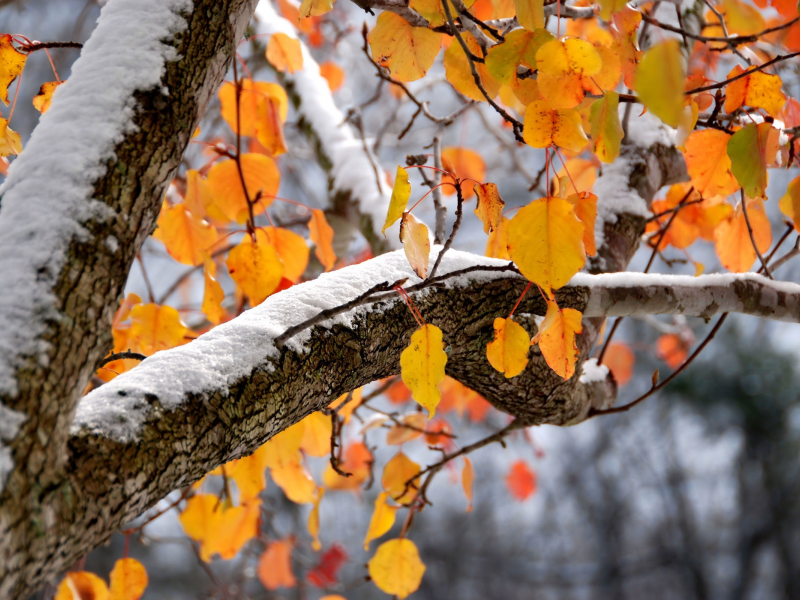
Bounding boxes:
306 543 348 587
505 460 537 501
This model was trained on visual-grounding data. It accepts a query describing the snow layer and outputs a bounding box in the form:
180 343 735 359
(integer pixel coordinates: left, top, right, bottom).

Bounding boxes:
254 0 393 243
579 358 609 384
73 248 509 442
0 0 191 489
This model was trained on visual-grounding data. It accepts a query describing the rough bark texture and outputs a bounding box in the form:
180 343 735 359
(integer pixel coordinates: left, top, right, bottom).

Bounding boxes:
0 0 258 597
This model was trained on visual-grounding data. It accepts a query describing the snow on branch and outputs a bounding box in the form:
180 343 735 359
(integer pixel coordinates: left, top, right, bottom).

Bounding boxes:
255 0 393 245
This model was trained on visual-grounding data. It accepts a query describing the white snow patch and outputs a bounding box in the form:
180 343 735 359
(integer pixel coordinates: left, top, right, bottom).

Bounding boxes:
254 0 394 244
0 403 27 491
72 247 512 442
106 235 120 253
0 0 191 396
579 358 609 384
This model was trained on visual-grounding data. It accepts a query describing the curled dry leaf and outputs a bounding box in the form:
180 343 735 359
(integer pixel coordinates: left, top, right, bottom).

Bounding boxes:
400 212 430 279
474 183 505 234
32 80 63 114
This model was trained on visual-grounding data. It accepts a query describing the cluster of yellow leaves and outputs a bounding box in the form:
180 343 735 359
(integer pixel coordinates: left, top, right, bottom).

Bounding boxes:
55 558 148 600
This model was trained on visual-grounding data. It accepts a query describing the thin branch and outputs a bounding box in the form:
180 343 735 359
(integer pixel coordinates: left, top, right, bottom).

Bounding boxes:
428 182 465 280
97 351 147 368
740 192 773 279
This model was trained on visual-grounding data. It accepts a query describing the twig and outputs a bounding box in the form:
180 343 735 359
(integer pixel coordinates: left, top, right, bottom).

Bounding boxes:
98 350 147 368
428 182 465 280
20 41 83 53
686 51 800 95
740 191 773 279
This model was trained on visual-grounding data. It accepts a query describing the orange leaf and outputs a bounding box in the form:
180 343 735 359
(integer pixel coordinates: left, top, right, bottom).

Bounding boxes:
368 12 443 82
683 129 740 198
535 37 602 109
258 538 297 590
474 183 505 233
603 341 634 385
779 174 800 232
158 204 218 266
212 499 262 559
55 572 109 600
206 154 280 223
714 200 772 273
319 61 345 91
329 387 362 424
309 209 337 271
308 487 324 550
323 441 372 490
485 216 511 259
263 226 310 282
566 192 597 256
226 444 270 502
0 117 21 157
0 34 26 106
724 65 786 117
462 457 474 512
523 100 588 152
506 460 537 500
443 32 501 102
267 33 304 73
271 460 318 504
256 95 288 156
184 169 221 222
299 411 332 457
109 558 148 600
657 333 688 369
441 147 486 199
385 412 428 445
129 304 188 356
533 298 583 379
202 260 226 325
178 494 224 562
226 229 284 306
382 451 421 505
400 212 430 279
218 80 288 138
263 421 305 469
32 80 63 114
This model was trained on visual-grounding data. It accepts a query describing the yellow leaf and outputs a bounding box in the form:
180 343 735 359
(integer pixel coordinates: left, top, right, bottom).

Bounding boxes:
724 65 785 118
109 558 148 600
598 0 627 21
566 191 598 256
158 204 218 266
443 32 501 102
384 166 412 234
271 460 318 504
364 491 399 550
32 80 63 114
400 324 447 417
184 169 221 222
308 487 324 550
202 260 226 325
536 38 602 109
368 12 443 82
486 216 511 259
779 175 800 233
226 444 270 502
329 387 362 424
462 457 474 512
507 196 586 296
0 34 25 105
263 421 306 469
634 39 684 127
129 303 188 355
486 317 530 378
258 538 297 590
382 451 421 504
300 411 332 457
213 499 262 559
368 538 427 599
206 154 280 223
262 226 309 282
309 209 337 271
55 572 109 600
474 183 505 233
226 229 284 306
534 298 583 379
179 494 223 562
300 0 333 17
0 117 21 157
589 91 623 163
267 33 304 73
218 80 288 138
400 213 430 279
485 29 554 86
523 100 588 152
514 0 545 31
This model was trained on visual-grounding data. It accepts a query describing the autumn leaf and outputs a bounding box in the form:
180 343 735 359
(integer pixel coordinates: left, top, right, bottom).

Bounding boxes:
206 154 280 223
109 558 148 600
0 117 21 157
486 215 511 259
506 460 537 500
400 212 430 279
368 538 427 599
179 494 224 561
299 0 333 17
267 33 304 73
514 0 545 31
308 487 324 550
603 341 635 385
323 441 372 490
684 129 740 198
443 32 501 102
657 333 688 369
384 166 411 234
382 451 421 504
309 209 337 271
566 191 598 256
226 229 284 306
400 324 447 417
184 169 221 222
256 95 287 156
329 388 362 424
0 34 25 105
263 421 306 469
727 122 780 198
386 412 427 445
599 0 628 20
258 538 297 590
523 100 589 152
441 147 486 199
299 411 332 457
368 12 443 82
271 460 318 503
724 65 786 117
533 298 583 379
486 317 530 378
714 200 772 272
611 8 642 89
319 61 344 91
129 303 188 355
462 457 474 512
508 196 586 296
474 183 505 233
307 544 349 587
779 174 800 232
486 29 554 86
157 204 218 266
589 91 624 163
32 80 63 114
364 491 399 550
634 39 685 127
263 226 310 282
226 444 270 502
55 572 110 600
218 80 288 138
535 37 602 108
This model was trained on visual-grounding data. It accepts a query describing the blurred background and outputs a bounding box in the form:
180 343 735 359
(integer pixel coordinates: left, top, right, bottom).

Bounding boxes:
4 0 800 598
